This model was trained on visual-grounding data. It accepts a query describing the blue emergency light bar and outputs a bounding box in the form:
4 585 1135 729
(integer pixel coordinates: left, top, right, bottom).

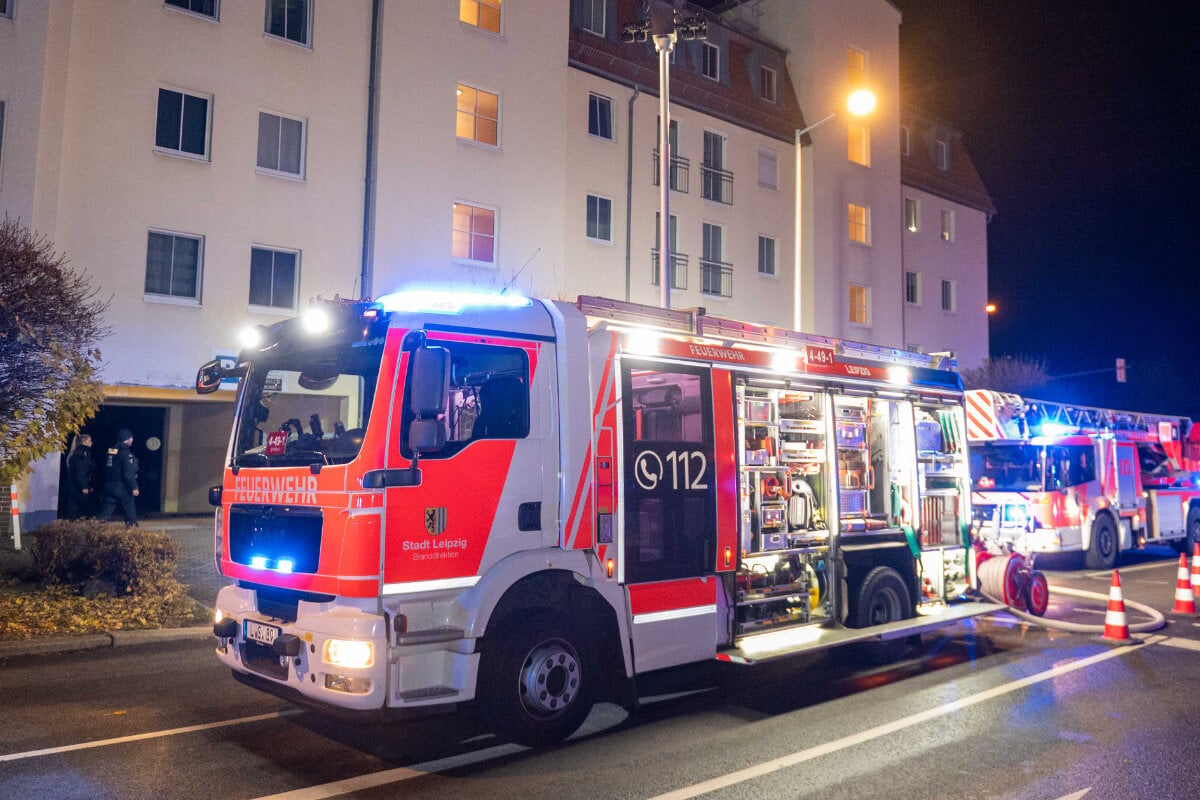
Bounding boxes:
376 289 532 315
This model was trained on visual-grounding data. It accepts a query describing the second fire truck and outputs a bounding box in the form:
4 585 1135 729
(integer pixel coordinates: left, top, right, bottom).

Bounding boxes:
966 389 1200 568
198 291 1000 745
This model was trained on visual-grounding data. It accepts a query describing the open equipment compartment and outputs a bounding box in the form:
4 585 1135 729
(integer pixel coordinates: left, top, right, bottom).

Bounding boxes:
735 380 832 635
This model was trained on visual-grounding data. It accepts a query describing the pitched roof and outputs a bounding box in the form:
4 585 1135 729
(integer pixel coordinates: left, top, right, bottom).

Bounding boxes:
901 104 997 216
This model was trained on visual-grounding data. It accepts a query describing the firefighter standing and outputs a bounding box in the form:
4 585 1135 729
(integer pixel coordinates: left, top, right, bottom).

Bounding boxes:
98 429 139 527
63 433 95 519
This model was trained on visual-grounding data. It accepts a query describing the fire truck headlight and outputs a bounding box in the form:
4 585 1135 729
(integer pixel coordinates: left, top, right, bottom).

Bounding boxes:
323 639 374 669
303 307 331 334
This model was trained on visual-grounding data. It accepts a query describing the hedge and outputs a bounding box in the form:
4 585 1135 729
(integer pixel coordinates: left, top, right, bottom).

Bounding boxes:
29 519 180 594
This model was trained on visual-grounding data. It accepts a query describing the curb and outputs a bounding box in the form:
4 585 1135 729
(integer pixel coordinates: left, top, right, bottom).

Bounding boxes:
0 626 212 659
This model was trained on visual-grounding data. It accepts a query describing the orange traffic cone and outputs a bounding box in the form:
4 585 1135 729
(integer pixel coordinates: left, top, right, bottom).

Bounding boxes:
1172 553 1197 614
1102 570 1134 642
1191 543 1200 598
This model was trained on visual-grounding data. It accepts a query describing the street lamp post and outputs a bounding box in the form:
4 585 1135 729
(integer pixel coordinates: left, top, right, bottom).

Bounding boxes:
623 5 706 310
793 89 877 331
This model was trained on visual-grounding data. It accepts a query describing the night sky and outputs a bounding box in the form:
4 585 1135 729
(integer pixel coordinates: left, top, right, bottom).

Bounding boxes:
892 0 1200 418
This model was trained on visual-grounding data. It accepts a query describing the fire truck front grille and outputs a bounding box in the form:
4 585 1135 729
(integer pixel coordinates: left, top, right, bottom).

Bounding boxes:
242 582 335 623
228 504 323 573
241 641 289 680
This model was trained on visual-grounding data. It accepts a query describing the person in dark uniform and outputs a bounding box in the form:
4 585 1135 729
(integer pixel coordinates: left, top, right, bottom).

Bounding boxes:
98 429 139 527
63 433 95 519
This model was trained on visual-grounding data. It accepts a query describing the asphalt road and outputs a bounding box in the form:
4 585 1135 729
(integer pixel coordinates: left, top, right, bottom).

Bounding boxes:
1 548 1198 800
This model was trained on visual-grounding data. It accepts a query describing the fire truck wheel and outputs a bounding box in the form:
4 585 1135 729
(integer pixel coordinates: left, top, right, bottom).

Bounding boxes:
477 612 595 747
1084 514 1118 570
1187 507 1200 554
1025 571 1050 616
854 566 912 629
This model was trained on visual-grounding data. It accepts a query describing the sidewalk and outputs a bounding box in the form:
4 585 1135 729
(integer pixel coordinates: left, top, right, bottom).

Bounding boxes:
0 514 221 658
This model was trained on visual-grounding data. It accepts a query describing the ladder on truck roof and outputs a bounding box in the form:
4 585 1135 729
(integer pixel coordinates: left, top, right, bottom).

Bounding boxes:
966 389 1190 442
576 295 956 372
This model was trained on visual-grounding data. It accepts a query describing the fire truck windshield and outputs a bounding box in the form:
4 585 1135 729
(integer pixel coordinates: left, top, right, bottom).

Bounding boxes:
232 336 384 468
969 443 1044 491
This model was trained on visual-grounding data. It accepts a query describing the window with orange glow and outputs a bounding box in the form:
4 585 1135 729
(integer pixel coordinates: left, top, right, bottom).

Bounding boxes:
848 203 869 244
848 122 870 166
459 0 500 33
849 284 870 325
452 202 496 265
847 48 867 84
456 84 499 146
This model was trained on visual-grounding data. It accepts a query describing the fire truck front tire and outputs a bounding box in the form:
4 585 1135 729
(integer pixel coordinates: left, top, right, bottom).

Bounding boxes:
1085 514 1118 570
476 612 595 747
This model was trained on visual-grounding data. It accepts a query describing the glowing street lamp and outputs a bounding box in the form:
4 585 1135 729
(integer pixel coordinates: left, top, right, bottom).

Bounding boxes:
793 88 877 330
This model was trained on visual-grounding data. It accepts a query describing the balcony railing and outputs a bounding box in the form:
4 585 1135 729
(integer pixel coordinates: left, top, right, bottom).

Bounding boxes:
700 164 733 204
700 258 733 297
650 250 688 291
651 151 690 194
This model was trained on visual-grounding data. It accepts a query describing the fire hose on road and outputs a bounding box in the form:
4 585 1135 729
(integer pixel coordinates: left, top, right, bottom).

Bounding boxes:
975 552 1167 634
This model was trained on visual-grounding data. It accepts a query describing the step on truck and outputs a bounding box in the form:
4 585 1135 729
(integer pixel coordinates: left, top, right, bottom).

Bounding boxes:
966 389 1200 569
196 291 1001 745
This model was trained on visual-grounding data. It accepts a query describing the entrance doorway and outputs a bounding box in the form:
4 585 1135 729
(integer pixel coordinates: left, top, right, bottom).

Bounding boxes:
59 405 167 517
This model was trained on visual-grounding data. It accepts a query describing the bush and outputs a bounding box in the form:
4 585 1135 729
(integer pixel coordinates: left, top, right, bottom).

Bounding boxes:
29 519 179 594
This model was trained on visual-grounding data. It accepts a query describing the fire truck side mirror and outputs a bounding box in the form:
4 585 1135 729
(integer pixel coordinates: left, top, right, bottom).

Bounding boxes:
196 359 224 394
408 418 447 453
410 346 450 416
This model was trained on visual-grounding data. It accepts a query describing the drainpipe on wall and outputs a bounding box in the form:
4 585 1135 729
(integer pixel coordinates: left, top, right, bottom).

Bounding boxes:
360 0 382 300
625 85 640 301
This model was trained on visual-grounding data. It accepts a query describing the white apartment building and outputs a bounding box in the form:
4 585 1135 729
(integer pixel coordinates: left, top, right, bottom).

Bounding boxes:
1 0 991 530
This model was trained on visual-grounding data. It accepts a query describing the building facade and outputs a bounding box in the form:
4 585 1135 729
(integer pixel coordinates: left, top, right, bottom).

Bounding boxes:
1 0 992 528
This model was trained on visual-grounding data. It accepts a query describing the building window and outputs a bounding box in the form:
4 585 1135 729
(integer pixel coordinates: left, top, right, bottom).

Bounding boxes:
452 202 496 265
941 209 955 241
849 284 870 325
166 0 218 19
588 92 613 140
905 198 920 232
702 42 720 80
582 0 605 37
904 271 921 305
848 203 869 244
758 236 776 276
760 66 777 102
456 84 499 146
702 130 732 204
145 231 203 302
1 0 13 18
847 122 870 166
847 48 867 84
265 0 310 46
249 246 298 310
256 112 305 177
701 223 731 297
899 125 910 156
935 138 950 170
460 0 500 33
941 279 956 312
155 87 211 159
0 102 5 171
652 213 685 289
586 194 612 243
757 148 778 190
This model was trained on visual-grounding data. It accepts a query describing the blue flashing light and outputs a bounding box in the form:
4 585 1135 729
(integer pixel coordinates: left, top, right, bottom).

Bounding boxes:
276 558 295 574
1037 422 1077 438
250 555 269 569
375 289 532 315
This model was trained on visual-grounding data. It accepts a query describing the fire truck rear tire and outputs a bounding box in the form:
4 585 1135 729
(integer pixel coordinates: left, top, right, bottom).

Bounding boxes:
1186 507 1200 554
851 566 918 665
476 612 595 747
1085 514 1118 570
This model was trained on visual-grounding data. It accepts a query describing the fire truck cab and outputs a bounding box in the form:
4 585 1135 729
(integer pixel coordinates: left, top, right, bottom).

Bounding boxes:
198 291 1000 745
966 389 1200 569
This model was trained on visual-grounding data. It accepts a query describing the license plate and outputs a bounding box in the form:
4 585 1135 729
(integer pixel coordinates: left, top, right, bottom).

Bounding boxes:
245 620 280 646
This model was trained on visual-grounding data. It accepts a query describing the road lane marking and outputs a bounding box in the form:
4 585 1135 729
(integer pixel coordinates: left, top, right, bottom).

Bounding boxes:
1086 561 1174 579
1158 636 1200 652
646 636 1165 800
1055 790 1090 800
248 744 526 800
0 710 302 762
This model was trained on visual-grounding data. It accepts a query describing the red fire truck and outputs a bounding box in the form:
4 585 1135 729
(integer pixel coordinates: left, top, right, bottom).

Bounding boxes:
966 389 1200 569
197 291 1000 745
